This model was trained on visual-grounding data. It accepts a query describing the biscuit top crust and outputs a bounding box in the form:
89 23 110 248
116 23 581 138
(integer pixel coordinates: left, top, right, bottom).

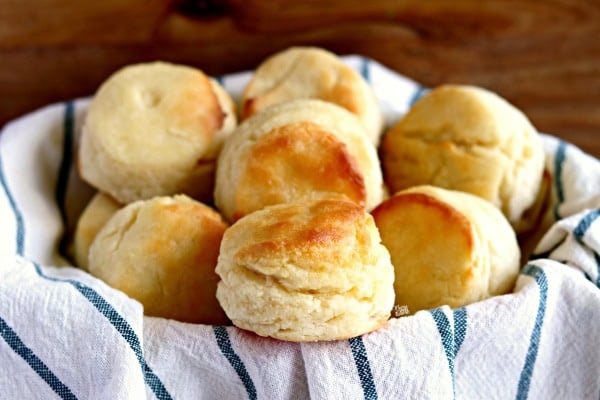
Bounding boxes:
389 85 535 146
241 46 383 144
232 199 369 263
233 122 367 221
243 47 366 119
85 61 225 165
214 99 384 222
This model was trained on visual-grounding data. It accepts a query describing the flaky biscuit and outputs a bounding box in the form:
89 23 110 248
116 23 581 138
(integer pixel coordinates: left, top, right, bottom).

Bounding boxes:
79 62 237 204
216 198 395 341
381 84 545 232
242 46 383 144
372 185 520 314
88 195 229 324
214 99 384 222
72 192 121 271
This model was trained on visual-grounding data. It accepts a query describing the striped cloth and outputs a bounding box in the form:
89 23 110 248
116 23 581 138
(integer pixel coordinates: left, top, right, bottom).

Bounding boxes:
1 57 599 400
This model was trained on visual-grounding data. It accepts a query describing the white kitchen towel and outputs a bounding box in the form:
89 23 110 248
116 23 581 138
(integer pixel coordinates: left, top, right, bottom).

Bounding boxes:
1 57 599 400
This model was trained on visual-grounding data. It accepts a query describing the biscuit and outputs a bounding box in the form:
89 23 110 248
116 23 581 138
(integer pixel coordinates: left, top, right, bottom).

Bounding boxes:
214 99 384 222
79 62 237 204
72 192 121 271
242 46 383 144
215 198 395 341
88 195 229 324
371 185 520 314
381 84 545 232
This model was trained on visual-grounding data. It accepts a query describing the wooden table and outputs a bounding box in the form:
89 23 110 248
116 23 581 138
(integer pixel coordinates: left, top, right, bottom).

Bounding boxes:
1 0 599 158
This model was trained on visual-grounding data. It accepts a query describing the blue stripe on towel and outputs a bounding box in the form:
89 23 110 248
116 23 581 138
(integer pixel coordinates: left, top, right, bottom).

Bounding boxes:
349 336 378 400
0 150 25 255
553 141 567 220
573 208 600 288
430 308 455 398
55 102 74 255
213 326 257 400
408 85 426 107
452 307 467 356
516 264 549 400
573 209 600 242
360 58 371 83
595 253 600 288
32 263 172 400
0 316 77 399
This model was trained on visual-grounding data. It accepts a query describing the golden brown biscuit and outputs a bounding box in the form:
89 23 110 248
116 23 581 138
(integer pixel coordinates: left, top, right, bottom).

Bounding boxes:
242 46 383 144
372 185 520 314
381 84 545 232
214 99 384 222
216 198 395 341
72 192 121 271
88 195 229 324
79 62 237 204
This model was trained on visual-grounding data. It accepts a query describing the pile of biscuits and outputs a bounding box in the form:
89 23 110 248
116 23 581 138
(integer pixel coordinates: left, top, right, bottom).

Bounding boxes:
71 47 546 342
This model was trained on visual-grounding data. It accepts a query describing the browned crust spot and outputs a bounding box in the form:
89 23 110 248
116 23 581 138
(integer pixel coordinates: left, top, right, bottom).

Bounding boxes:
234 199 365 265
372 191 475 259
233 122 367 221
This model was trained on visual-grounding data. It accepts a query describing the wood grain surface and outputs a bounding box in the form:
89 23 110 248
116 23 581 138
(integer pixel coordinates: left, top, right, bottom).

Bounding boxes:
1 0 599 157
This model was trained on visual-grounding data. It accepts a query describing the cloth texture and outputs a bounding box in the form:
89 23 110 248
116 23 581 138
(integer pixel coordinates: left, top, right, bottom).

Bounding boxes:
1 57 599 400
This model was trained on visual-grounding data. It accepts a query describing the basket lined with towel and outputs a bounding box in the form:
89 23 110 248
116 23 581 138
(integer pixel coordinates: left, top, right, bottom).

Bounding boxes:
1 57 599 399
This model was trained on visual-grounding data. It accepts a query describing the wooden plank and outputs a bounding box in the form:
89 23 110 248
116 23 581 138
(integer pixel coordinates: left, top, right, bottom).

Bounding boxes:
0 0 172 47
